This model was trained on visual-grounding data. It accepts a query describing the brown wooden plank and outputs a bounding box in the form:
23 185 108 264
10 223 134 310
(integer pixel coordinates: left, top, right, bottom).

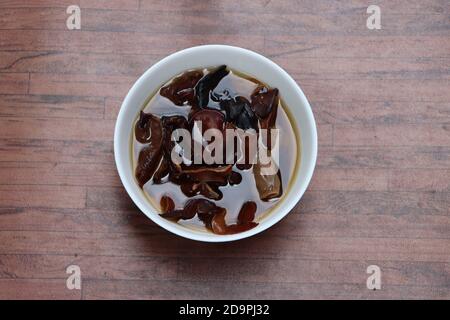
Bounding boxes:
0 185 85 209
29 73 135 98
3 32 449 59
2 51 449 80
0 207 156 233
1 7 448 36
265 36 450 58
309 168 389 191
0 73 28 94
0 279 81 299
317 123 333 146
82 279 450 299
2 253 450 291
139 0 449 15
2 230 450 262
0 139 114 163
0 30 265 54
390 169 450 192
0 117 115 141
302 79 450 102
86 187 136 211
0 94 104 119
282 57 450 80
161 235 450 263
177 258 450 288
0 230 179 257
312 101 450 124
298 191 450 216
104 97 122 119
2 203 450 240
0 0 139 10
318 146 450 169
316 165 449 195
81 0 138 10
272 211 450 239
334 124 450 146
0 51 158 75
0 161 121 186
0 254 177 281
3 0 445 13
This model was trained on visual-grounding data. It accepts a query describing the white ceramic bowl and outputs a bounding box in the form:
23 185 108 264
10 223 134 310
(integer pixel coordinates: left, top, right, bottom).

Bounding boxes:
114 45 317 242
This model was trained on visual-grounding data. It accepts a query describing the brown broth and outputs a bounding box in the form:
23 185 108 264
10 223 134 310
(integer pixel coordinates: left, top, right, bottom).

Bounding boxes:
132 67 299 232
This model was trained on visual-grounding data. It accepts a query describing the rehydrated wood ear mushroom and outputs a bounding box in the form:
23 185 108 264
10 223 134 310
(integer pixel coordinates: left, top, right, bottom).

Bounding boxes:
195 65 229 108
220 96 258 131
253 161 282 201
135 111 163 187
211 201 258 235
161 115 189 156
251 86 279 119
160 70 204 106
160 198 224 222
176 165 233 200
180 165 232 185
160 196 258 235
189 109 225 133
135 111 161 144
180 181 223 200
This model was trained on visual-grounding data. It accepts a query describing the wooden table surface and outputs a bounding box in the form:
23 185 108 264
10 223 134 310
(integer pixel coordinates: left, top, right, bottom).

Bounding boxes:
0 0 449 300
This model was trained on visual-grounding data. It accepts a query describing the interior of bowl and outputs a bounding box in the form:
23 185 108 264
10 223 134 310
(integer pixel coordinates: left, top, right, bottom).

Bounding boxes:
114 45 317 242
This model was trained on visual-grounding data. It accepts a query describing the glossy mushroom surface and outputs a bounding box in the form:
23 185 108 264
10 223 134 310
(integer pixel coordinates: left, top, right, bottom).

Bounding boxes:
133 66 298 234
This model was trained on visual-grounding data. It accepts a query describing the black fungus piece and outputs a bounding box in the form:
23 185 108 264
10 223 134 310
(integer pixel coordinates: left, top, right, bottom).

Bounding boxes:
180 165 232 185
177 165 232 200
160 198 257 235
198 182 223 200
237 201 257 224
159 209 188 221
228 171 242 185
220 96 246 121
161 115 189 156
220 96 258 131
135 111 161 144
160 198 224 223
211 201 258 235
250 86 279 119
179 182 198 198
253 161 283 201
236 163 253 170
179 181 222 200
194 65 229 108
235 103 258 131
160 70 204 106
189 109 225 133
136 145 163 188
160 195 175 213
252 86 279 150
135 112 163 187
162 115 189 129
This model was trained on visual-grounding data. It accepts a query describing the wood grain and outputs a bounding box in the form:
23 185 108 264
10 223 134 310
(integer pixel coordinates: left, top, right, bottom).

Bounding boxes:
1 7 448 36
0 0 449 300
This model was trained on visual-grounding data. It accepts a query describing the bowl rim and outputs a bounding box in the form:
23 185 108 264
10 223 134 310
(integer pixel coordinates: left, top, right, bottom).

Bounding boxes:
114 44 317 242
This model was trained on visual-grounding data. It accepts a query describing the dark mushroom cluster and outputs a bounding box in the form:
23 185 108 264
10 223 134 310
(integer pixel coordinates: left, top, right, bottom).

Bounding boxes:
160 197 258 235
134 65 283 234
